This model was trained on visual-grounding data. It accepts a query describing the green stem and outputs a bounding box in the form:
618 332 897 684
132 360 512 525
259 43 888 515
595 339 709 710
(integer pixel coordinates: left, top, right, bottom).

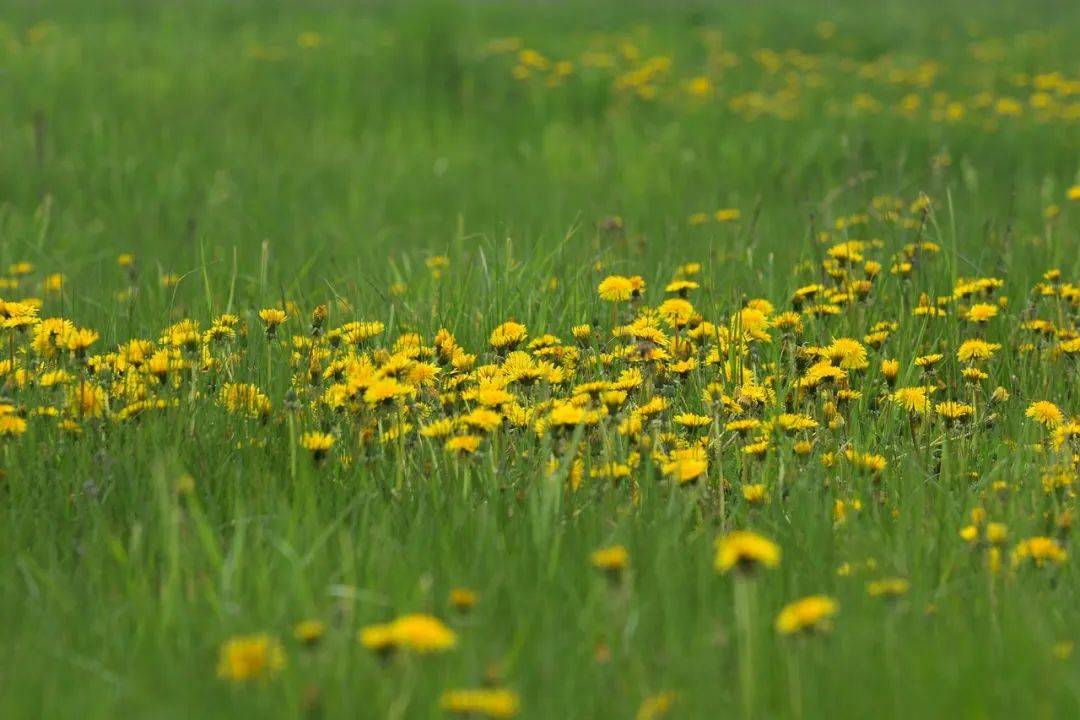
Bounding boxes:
734 575 757 720
787 642 803 720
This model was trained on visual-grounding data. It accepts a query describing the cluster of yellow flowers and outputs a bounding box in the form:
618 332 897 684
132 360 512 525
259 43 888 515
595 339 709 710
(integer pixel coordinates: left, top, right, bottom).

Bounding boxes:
1 189 1077 714
485 30 1080 128
1 195 1077 549
218 605 521 716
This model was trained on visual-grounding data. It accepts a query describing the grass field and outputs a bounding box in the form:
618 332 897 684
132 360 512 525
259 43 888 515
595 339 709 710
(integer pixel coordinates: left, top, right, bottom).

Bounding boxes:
1 1 1079 717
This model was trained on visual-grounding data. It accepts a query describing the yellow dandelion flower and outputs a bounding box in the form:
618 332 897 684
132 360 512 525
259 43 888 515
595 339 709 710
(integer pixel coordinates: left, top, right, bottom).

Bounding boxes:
741 483 768 504
891 386 933 415
258 308 287 331
774 595 838 635
590 544 629 573
1012 537 1067 567
964 303 998 323
489 321 528 350
449 588 478 612
387 614 457 653
598 275 635 302
293 619 326 646
301 431 335 461
714 531 781 574
217 633 285 682
445 434 482 454
1026 401 1063 428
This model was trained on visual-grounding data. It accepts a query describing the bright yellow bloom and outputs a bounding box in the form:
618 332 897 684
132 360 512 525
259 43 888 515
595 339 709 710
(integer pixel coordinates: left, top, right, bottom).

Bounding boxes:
1012 537 1067 567
590 544 629 572
714 531 781 573
880 358 900 383
957 339 1000 362
0 414 28 437
891 386 932 414
598 275 635 302
489 321 528 350
68 382 107 418
662 448 708 484
935 401 974 423
360 614 457 654
258 308 287 328
301 431 335 460
774 595 838 635
363 378 414 405
445 434 482 454
965 303 998 323
741 483 768 504
1026 401 1063 428
827 338 868 369
217 633 285 682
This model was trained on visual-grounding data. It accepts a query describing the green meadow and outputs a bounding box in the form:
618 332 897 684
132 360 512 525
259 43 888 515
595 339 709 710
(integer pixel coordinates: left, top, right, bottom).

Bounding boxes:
1 1 1078 718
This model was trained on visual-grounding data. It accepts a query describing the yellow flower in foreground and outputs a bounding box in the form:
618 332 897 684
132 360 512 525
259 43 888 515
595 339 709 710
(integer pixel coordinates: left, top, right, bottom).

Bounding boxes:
935 401 974 424
741 483 768 504
489 321 527 350
965 303 998 323
662 452 708 484
258 308 287 330
217 633 285 682
359 614 457 654
774 595 838 635
1025 401 1063 428
69 382 107 418
714 531 781 574
1067 184 1080 202
440 688 520 718
956 339 1000 362
445 434 482 454
598 275 635 302
363 378 414 405
880 358 899 384
1012 536 1067 568
0 414 28 437
891 386 932 415
301 431 335 460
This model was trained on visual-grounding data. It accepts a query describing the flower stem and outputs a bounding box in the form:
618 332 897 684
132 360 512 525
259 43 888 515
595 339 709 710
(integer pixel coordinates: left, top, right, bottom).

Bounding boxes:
734 575 757 720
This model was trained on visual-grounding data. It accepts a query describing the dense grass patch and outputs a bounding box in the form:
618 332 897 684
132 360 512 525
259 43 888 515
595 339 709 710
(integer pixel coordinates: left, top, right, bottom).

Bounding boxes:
1 1 1078 718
